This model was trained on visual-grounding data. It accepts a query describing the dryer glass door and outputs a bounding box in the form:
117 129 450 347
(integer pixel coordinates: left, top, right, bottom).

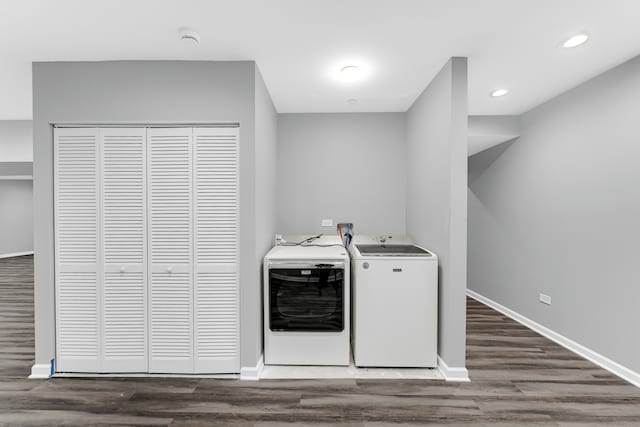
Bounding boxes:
269 266 344 332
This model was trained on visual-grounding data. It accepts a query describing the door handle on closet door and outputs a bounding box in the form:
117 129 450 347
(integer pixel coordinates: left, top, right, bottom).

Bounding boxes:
167 266 173 274
119 266 126 273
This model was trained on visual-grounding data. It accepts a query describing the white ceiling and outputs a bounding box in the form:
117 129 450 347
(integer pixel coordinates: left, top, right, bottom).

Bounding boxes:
1 0 640 119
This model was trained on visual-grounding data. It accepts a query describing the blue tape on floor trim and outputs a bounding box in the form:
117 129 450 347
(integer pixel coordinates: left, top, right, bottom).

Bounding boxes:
50 359 54 376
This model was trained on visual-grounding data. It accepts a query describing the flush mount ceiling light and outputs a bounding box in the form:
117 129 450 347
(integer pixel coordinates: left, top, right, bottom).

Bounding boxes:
330 60 372 83
178 27 200 44
490 88 509 97
563 33 589 48
339 65 362 82
347 98 359 105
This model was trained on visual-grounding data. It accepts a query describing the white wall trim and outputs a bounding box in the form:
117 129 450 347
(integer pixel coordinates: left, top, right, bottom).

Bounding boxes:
0 251 34 259
0 175 33 180
28 363 51 379
437 355 470 382
240 354 264 381
467 289 640 389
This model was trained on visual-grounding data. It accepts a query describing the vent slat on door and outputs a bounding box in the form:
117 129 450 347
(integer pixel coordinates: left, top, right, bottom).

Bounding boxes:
195 272 238 361
148 127 194 374
149 132 191 263
57 272 99 358
101 128 147 372
54 128 100 373
103 272 145 359
103 130 146 265
150 272 192 358
56 133 98 264
194 128 239 265
194 127 239 374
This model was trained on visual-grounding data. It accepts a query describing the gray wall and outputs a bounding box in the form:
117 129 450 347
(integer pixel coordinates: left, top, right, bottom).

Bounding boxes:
468 54 640 373
406 58 468 368
468 115 520 156
277 113 406 236
254 65 278 362
0 180 33 255
0 120 34 256
32 61 261 369
0 120 32 161
468 115 520 138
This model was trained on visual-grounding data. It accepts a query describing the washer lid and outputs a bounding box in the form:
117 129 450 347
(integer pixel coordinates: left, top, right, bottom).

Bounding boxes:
355 244 432 257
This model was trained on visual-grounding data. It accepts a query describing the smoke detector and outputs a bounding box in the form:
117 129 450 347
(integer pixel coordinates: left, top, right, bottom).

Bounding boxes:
179 27 200 44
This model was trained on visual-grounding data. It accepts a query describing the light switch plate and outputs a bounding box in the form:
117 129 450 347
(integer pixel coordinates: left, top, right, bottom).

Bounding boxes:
539 293 551 305
321 219 333 227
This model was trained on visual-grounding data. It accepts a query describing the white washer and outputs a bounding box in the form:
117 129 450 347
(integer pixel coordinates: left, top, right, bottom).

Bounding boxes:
351 239 438 367
264 236 350 366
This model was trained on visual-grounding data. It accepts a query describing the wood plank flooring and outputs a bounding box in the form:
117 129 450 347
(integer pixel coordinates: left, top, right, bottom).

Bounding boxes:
1 254 639 426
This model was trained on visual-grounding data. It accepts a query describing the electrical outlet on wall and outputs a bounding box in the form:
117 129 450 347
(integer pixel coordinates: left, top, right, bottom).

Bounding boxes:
321 219 333 227
539 293 551 305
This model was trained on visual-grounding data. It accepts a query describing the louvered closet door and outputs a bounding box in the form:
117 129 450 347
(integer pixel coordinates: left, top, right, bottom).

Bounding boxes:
100 128 147 372
148 128 194 373
54 127 101 373
193 127 240 373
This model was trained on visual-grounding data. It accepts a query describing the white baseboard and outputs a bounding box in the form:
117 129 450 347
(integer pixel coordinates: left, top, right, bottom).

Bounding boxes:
240 354 264 381
437 356 469 382
0 251 33 259
29 363 51 379
467 289 640 389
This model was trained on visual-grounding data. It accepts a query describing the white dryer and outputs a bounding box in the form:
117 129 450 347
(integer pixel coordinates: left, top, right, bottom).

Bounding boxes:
351 240 438 367
264 236 350 366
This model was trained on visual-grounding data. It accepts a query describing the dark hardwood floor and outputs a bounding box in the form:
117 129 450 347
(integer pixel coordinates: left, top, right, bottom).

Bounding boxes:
1 254 639 426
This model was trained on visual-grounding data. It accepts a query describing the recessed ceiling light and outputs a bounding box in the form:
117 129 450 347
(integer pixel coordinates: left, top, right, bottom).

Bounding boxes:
490 89 509 97
178 27 200 44
563 33 589 48
340 65 362 82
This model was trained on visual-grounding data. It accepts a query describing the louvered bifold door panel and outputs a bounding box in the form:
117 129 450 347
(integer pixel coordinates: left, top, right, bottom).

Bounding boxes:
54 127 101 373
101 128 147 372
193 127 240 373
148 128 194 373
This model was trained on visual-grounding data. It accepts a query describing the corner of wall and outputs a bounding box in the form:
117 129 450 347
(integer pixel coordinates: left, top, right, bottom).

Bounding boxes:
437 355 470 382
405 56 469 370
29 361 53 379
252 62 278 366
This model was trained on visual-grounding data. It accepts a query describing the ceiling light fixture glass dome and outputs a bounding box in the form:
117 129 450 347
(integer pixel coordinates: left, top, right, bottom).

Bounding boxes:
340 65 362 82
